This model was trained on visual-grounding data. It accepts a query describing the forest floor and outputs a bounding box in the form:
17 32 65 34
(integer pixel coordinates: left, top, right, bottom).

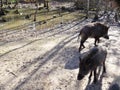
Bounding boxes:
0 18 120 90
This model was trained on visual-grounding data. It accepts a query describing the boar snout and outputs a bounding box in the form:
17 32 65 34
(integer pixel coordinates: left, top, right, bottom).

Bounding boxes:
77 74 84 80
104 35 109 39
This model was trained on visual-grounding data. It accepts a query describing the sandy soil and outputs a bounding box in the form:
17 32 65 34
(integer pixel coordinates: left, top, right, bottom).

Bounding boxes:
0 19 120 90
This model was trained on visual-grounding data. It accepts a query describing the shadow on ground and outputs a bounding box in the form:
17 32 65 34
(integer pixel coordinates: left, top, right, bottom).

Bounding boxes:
1 31 78 90
108 76 120 90
64 47 79 70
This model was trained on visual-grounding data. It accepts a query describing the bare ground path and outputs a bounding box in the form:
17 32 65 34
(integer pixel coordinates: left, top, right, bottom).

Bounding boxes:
0 19 120 90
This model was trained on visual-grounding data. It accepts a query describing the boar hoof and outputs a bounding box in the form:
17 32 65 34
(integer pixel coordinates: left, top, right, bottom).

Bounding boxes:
79 47 84 52
94 44 98 46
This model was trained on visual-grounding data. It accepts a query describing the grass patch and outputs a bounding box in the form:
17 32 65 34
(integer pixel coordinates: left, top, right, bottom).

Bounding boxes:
36 11 85 30
0 19 31 30
0 9 85 31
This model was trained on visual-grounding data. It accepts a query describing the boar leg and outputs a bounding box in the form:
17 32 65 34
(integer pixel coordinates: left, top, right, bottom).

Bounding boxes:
97 38 100 43
103 61 106 73
89 71 92 80
94 38 100 46
79 41 85 52
87 71 92 84
93 68 97 83
79 38 87 52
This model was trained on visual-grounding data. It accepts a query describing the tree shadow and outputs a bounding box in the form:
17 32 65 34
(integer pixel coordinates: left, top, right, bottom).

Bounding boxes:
0 38 42 58
0 17 86 58
0 16 88 89
2 32 78 89
14 34 78 90
0 16 85 47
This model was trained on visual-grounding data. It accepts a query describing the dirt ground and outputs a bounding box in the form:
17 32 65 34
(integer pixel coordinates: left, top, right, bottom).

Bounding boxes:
0 19 120 90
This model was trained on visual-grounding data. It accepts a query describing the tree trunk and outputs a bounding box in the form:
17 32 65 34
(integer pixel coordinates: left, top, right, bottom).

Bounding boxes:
96 0 100 14
92 0 101 22
114 8 119 22
34 2 38 21
5 0 8 5
0 0 3 11
87 0 89 11
46 1 49 9
0 0 5 16
85 0 89 19
44 0 47 7
13 0 18 9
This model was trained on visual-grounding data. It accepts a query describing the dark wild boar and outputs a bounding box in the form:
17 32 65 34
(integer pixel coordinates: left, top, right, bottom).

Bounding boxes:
77 46 107 83
78 22 109 52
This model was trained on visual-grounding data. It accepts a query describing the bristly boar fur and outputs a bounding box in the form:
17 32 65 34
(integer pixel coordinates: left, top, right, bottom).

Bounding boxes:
77 46 107 83
78 22 109 52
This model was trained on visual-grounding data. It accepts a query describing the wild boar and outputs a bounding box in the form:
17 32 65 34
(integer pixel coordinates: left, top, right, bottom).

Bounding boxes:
78 22 109 52
77 46 107 83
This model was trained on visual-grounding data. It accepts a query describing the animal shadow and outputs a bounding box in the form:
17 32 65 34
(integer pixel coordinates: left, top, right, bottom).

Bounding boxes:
85 72 106 90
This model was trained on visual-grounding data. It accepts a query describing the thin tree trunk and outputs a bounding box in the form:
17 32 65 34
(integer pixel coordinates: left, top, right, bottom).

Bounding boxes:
85 0 89 19
87 0 89 11
34 1 38 21
0 0 3 11
13 0 18 9
96 0 100 15
5 0 8 5
114 8 119 22
46 0 49 11
44 0 46 7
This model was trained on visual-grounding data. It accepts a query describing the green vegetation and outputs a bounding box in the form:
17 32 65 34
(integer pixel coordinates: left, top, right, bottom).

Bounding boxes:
3 0 119 31
36 11 85 30
0 7 85 30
